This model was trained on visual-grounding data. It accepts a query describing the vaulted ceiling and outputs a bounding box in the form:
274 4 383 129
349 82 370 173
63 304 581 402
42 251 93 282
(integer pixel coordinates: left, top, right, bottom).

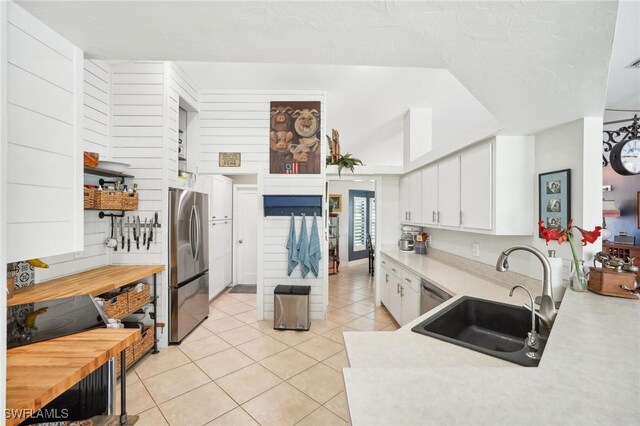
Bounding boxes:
18 1 620 136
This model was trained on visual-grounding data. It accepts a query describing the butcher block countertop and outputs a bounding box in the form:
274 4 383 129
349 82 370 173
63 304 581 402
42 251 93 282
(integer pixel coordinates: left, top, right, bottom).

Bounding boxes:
8 265 165 306
6 328 140 426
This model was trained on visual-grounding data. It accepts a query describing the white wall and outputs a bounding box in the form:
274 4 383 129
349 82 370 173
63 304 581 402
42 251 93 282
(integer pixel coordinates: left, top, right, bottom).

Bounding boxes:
197 90 327 320
6 2 84 262
327 179 375 264
0 0 8 415
37 59 112 281
426 118 602 282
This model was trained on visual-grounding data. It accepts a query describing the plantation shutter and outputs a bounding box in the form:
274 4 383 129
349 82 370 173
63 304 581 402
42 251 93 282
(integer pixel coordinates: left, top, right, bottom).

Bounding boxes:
369 197 376 246
353 196 367 252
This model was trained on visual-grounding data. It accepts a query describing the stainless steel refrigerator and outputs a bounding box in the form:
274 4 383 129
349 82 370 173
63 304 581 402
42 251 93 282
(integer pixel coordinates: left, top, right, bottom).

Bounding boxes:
168 188 209 343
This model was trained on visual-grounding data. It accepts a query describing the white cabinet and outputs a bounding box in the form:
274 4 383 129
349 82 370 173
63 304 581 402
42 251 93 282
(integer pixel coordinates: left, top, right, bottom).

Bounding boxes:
380 258 390 307
210 175 232 221
437 156 461 228
400 170 422 224
401 136 534 236
381 256 422 326
209 220 232 299
421 164 438 226
460 142 492 231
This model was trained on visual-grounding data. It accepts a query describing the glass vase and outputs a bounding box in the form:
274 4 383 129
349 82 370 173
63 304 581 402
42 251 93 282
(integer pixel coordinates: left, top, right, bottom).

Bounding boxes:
570 260 589 292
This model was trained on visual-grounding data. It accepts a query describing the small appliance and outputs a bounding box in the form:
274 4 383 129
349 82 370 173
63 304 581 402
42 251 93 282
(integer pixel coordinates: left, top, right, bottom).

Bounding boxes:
398 225 420 251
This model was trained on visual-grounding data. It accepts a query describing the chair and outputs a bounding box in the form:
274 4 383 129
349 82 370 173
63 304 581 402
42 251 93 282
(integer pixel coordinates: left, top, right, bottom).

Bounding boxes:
366 234 375 276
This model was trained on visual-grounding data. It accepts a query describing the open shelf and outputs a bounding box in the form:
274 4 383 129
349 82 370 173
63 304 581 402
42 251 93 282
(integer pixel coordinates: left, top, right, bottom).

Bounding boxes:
84 166 134 180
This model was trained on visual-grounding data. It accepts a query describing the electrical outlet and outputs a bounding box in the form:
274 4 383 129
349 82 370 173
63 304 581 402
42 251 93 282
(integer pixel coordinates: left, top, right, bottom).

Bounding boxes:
472 243 480 257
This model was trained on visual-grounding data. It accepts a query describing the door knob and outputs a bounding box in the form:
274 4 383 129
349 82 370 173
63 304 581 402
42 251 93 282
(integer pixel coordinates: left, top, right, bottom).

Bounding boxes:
239 240 243 244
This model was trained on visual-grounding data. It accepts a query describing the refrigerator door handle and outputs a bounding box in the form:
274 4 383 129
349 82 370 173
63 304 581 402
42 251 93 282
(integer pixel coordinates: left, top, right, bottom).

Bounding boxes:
193 204 201 262
189 205 196 261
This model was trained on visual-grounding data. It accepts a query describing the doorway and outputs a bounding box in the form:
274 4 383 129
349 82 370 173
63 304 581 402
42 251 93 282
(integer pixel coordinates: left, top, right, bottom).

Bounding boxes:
348 190 376 262
233 185 258 285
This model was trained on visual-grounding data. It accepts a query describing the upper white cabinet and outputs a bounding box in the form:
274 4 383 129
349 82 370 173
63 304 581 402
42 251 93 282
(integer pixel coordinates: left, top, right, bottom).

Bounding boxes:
460 143 492 231
403 136 534 236
437 156 461 228
400 170 422 224
421 164 438 226
6 3 84 262
210 175 233 221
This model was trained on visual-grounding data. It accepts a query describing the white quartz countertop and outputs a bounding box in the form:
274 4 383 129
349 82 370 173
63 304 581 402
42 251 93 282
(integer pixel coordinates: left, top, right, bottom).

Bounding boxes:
343 248 640 425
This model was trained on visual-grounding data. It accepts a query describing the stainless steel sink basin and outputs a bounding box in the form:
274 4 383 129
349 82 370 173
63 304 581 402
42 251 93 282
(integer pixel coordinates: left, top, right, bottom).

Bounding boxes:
411 296 547 367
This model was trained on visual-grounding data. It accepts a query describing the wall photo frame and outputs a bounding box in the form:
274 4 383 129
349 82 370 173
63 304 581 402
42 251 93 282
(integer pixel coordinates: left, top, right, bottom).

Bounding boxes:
329 194 342 212
539 169 571 235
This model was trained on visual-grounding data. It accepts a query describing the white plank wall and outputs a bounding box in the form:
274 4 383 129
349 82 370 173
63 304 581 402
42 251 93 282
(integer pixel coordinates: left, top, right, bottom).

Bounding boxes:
198 91 327 320
6 2 83 262
37 60 112 281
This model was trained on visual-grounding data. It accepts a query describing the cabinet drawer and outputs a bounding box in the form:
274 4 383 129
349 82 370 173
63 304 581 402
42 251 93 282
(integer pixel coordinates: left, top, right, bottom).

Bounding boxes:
401 269 420 293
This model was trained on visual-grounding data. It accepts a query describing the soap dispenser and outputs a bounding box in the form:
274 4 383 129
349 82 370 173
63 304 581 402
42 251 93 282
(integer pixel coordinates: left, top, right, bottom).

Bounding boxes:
547 250 566 302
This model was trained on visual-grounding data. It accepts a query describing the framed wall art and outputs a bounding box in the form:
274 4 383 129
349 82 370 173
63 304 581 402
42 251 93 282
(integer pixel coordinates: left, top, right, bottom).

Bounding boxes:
329 194 342 212
269 101 321 174
539 169 571 234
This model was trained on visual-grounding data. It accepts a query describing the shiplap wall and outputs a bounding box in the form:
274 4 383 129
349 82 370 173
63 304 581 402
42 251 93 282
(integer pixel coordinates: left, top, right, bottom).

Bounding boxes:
6 2 83 263
37 59 112 281
198 90 327 320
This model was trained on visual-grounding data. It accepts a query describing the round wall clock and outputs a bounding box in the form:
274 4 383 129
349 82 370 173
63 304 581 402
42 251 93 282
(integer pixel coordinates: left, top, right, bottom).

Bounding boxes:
610 138 640 175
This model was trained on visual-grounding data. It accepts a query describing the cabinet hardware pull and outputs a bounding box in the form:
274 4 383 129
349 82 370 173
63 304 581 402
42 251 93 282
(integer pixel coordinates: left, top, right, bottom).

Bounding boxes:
432 211 436 223
385 274 389 283
392 268 397 273
460 210 463 225
437 211 440 223
408 211 411 221
404 278 411 283
400 286 404 297
396 283 400 294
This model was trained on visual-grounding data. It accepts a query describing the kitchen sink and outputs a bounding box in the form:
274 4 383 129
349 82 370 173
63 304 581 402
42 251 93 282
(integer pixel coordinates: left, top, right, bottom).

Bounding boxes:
411 296 547 367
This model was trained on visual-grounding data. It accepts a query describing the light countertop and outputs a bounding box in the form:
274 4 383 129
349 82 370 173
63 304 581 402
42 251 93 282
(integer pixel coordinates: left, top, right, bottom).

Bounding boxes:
343 248 640 425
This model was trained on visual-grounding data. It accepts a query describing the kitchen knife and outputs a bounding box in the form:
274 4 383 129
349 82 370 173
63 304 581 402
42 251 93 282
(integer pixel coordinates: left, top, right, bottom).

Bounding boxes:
143 218 148 246
127 216 131 252
120 218 125 249
154 212 159 245
135 216 140 250
147 219 152 250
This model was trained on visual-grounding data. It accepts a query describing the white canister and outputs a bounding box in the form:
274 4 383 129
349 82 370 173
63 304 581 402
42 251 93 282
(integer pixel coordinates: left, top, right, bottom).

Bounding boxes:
547 250 567 302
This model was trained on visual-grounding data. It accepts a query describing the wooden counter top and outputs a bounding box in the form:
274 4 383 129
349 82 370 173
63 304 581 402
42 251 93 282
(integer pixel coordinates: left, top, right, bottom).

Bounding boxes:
6 328 140 426
9 265 165 306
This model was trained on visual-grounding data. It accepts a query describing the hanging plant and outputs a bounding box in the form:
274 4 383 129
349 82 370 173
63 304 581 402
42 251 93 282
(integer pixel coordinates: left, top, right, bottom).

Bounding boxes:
326 131 363 177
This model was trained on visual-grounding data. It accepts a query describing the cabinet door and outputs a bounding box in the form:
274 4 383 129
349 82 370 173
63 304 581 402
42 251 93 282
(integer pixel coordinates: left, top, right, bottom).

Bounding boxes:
400 285 420 326
223 221 233 256
460 143 492 231
409 170 422 223
421 164 438 225
380 260 390 307
399 175 410 222
210 256 226 299
210 177 225 220
223 252 233 286
209 222 225 260
388 274 403 325
222 179 233 220
437 156 461 227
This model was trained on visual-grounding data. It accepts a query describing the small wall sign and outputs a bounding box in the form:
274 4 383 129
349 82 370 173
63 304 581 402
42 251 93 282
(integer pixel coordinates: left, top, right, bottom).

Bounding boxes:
219 152 241 167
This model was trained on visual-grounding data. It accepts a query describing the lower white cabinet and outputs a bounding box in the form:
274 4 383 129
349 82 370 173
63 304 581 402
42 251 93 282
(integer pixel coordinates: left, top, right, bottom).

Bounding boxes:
381 256 421 326
209 220 232 299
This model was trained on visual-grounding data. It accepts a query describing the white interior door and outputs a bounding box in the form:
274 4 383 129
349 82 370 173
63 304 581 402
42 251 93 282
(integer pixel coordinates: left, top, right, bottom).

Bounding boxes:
234 186 258 285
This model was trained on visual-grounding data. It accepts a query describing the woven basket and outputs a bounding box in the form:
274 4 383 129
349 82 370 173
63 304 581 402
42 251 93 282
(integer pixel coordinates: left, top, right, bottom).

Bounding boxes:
83 188 96 209
94 190 123 210
115 345 134 375
128 283 151 312
122 192 139 210
134 328 155 361
102 292 129 319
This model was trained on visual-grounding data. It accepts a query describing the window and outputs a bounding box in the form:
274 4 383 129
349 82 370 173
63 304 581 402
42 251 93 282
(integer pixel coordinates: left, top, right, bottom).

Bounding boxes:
349 190 375 261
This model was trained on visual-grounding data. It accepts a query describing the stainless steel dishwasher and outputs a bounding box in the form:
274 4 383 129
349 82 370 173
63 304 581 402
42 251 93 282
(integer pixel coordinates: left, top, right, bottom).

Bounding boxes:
420 279 453 315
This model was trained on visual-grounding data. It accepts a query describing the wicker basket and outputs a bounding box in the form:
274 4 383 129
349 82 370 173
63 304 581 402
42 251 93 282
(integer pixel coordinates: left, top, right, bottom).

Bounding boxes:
83 187 96 209
134 328 155 360
128 283 151 312
115 345 134 375
122 192 139 210
102 292 129 319
94 190 123 210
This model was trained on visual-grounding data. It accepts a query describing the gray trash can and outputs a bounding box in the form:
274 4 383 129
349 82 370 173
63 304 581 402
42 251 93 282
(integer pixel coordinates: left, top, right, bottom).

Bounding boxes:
274 285 311 331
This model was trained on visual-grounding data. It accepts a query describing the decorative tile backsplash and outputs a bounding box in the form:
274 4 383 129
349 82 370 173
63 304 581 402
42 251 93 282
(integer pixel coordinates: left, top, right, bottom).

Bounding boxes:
13 261 35 288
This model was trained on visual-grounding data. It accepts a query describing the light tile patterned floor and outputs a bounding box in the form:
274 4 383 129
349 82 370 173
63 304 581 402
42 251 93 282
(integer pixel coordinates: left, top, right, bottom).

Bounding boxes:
124 264 399 426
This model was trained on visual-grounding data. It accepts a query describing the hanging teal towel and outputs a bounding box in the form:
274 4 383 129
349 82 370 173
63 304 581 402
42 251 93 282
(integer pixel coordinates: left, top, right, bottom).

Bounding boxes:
286 213 298 276
307 213 322 278
298 214 310 278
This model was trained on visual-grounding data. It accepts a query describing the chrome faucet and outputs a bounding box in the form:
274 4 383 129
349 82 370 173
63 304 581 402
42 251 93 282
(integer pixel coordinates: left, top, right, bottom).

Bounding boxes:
509 285 540 360
496 245 557 332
